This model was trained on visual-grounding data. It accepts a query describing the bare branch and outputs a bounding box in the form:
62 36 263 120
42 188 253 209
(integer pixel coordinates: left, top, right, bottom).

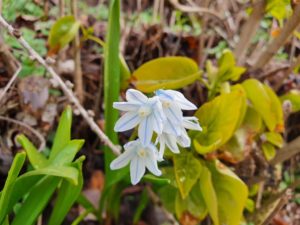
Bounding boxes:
0 65 21 104
252 4 300 70
234 0 266 65
0 14 121 155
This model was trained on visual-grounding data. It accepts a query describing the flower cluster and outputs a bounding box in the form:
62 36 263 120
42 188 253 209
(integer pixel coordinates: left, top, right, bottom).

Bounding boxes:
110 89 202 184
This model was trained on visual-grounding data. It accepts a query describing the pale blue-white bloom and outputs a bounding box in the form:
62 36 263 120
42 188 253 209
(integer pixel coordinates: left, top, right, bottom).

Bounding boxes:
110 139 161 185
113 89 165 146
157 117 202 161
155 89 197 136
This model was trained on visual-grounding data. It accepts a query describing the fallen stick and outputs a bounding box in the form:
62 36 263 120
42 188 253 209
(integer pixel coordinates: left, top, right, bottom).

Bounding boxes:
0 14 121 156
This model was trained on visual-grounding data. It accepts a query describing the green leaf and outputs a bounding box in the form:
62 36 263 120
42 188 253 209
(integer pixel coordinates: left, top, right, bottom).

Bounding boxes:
199 166 219 225
142 174 171 185
242 106 263 133
175 185 207 220
48 15 81 51
193 88 246 154
173 150 202 199
50 106 72 161
11 176 60 225
20 166 78 185
158 185 177 214
245 198 255 213
132 57 201 93
242 79 284 132
0 152 26 224
48 160 84 225
133 190 149 224
207 161 248 225
280 90 300 112
50 139 85 166
264 132 283 148
17 135 47 169
262 142 276 161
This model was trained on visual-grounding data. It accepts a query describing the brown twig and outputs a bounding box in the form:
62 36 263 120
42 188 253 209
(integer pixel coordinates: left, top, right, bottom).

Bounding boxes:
0 65 21 104
71 0 84 103
252 4 300 70
0 14 121 155
0 116 45 150
234 0 266 65
270 136 300 165
146 186 179 225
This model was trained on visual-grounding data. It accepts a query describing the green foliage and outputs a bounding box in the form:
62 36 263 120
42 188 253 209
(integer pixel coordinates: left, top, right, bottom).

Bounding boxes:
266 0 292 21
132 57 201 93
193 87 247 154
48 16 81 52
280 90 300 112
173 150 202 199
242 79 284 132
0 107 84 225
206 50 246 99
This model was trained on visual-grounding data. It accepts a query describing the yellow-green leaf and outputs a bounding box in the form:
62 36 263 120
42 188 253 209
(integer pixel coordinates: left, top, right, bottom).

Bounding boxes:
175 185 207 220
207 160 248 225
199 166 219 225
132 57 201 93
280 90 300 112
242 79 284 132
262 142 276 161
193 88 246 154
48 16 80 51
264 132 283 148
173 150 202 199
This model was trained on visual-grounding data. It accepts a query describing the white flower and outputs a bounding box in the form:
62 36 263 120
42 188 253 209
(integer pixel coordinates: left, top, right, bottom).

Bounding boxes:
113 89 165 146
155 89 197 136
110 139 161 185
157 117 202 160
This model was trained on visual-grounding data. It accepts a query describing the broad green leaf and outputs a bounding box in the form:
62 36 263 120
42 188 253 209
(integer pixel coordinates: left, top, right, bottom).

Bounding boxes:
50 106 72 161
48 160 84 225
242 79 284 132
20 165 78 185
0 152 26 224
280 90 300 112
207 161 248 225
17 134 47 169
158 185 177 214
102 0 129 217
11 176 60 225
264 132 283 148
173 150 202 199
193 88 246 154
242 106 262 133
7 176 43 215
142 174 170 185
199 166 219 225
262 142 276 161
50 139 85 166
175 185 207 220
48 16 80 51
132 57 201 93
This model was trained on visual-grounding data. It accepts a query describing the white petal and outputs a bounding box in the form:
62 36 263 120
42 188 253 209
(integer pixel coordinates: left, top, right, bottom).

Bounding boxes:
110 148 135 170
166 90 197 110
164 133 180 154
138 116 154 146
126 89 148 104
145 147 162 176
114 112 141 132
130 156 145 185
163 119 182 136
177 129 191 147
183 117 202 131
165 105 183 123
152 113 163 134
157 136 165 161
113 102 140 111
155 89 173 101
